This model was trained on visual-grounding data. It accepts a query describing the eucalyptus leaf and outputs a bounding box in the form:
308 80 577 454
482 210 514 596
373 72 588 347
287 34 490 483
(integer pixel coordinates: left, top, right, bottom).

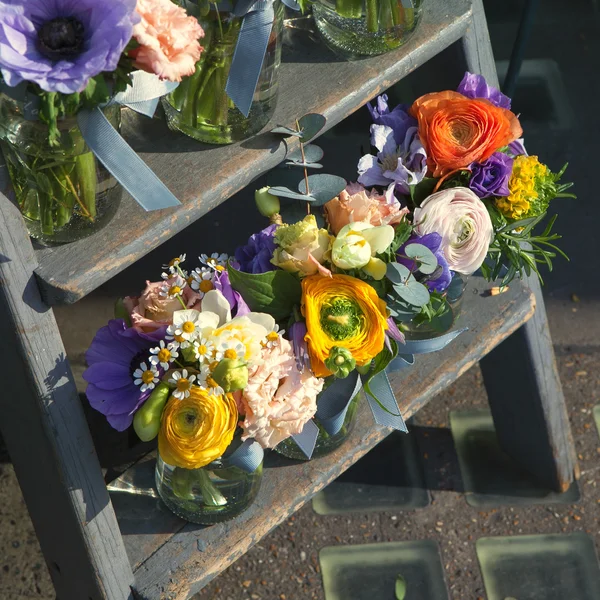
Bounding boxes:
227 264 302 320
269 186 315 202
386 262 411 284
298 113 326 143
395 575 407 600
404 243 438 274
298 174 346 206
285 161 323 169
286 144 324 164
270 125 302 137
393 279 430 307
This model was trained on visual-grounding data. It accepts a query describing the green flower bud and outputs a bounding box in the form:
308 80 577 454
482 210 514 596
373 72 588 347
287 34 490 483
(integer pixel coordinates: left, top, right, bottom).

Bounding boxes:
255 186 281 218
133 381 170 442
212 358 249 393
324 346 356 379
114 298 132 327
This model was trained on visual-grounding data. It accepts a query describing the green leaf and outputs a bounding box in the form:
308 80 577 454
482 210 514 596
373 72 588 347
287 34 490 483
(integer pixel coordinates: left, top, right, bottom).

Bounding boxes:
286 144 324 164
404 243 438 274
271 125 302 137
298 174 347 205
386 262 411 284
227 263 302 320
409 177 437 207
298 113 326 143
395 575 407 600
393 279 430 307
268 186 314 202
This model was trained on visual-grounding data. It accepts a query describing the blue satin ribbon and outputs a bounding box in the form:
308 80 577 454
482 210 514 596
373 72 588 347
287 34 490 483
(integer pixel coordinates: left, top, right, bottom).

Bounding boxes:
291 418 319 459
227 438 264 473
292 327 468 459
77 72 181 212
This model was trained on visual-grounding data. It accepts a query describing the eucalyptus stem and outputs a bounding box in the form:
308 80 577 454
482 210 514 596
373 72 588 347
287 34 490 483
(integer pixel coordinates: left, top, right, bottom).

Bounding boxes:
365 0 380 32
335 0 363 18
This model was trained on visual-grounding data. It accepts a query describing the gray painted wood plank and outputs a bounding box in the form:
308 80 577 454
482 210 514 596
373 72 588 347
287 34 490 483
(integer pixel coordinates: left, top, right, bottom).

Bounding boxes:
105 274 535 599
0 192 135 600
30 0 472 306
461 0 578 492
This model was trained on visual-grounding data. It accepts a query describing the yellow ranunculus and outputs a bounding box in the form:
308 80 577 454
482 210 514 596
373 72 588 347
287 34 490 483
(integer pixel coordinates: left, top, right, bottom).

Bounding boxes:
158 387 238 469
302 274 388 378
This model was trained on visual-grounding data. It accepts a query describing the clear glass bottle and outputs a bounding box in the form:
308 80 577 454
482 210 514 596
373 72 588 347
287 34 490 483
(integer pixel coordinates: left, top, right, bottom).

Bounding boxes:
0 93 121 245
312 0 422 58
155 453 263 524
163 0 284 144
275 392 360 460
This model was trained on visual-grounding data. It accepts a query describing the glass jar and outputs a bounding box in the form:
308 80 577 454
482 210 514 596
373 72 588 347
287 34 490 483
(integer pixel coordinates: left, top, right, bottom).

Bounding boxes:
275 392 360 460
312 0 422 58
0 93 121 245
155 452 263 524
163 0 284 144
402 272 469 339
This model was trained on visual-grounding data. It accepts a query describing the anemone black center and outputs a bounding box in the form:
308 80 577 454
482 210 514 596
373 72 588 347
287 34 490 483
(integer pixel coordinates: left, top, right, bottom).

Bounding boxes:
38 17 84 60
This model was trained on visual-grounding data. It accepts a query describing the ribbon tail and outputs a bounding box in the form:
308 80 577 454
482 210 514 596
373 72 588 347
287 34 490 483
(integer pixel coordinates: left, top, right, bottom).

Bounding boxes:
315 372 362 436
363 370 408 433
387 353 415 372
114 71 179 118
291 419 319 459
400 327 468 355
225 4 274 117
77 107 181 211
228 438 264 473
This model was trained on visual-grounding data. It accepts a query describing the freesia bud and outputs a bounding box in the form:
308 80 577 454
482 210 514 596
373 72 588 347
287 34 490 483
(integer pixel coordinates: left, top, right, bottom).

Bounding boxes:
133 381 170 442
255 186 281 218
212 358 249 392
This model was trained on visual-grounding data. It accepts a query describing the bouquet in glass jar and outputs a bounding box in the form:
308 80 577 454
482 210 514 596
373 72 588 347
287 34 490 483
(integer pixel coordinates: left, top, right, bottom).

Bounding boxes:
84 253 325 522
0 0 203 243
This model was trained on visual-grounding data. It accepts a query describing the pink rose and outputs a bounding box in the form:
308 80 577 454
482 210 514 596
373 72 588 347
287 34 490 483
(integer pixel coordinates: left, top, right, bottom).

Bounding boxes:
124 279 202 332
324 182 409 235
239 339 323 449
414 187 494 275
131 0 204 82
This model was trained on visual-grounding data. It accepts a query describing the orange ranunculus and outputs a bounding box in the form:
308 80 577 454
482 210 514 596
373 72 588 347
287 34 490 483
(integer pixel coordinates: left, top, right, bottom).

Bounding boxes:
301 274 388 378
409 91 522 177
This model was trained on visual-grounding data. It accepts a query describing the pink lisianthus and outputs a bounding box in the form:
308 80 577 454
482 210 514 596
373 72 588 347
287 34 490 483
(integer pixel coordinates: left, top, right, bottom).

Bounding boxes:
324 183 409 236
123 279 201 332
239 339 323 449
131 0 204 82
414 187 494 275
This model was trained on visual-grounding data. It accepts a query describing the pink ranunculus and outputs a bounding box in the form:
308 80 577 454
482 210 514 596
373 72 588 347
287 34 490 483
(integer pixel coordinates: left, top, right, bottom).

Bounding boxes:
414 187 494 275
124 279 202 332
239 339 323 449
324 182 409 236
131 0 204 82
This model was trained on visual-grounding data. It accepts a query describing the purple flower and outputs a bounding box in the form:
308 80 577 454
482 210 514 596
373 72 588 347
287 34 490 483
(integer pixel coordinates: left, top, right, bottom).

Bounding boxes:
368 94 415 145
289 321 310 373
457 72 511 109
235 224 278 274
398 232 452 292
358 122 427 195
469 152 514 198
213 269 250 317
508 138 528 157
386 317 405 345
0 0 139 94
83 320 164 431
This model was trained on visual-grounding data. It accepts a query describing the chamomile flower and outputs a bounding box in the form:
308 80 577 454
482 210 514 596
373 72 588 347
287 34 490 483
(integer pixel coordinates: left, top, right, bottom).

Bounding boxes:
200 252 229 272
189 267 215 297
159 275 186 299
172 309 203 341
202 367 225 396
169 369 197 400
214 339 246 361
263 324 285 349
165 325 189 348
192 338 215 363
133 362 159 393
162 254 186 274
149 340 179 370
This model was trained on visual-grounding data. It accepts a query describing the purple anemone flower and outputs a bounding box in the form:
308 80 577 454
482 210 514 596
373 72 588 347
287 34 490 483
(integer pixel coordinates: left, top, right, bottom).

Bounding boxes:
213 269 250 317
235 224 278 274
83 320 165 432
398 232 452 293
457 72 511 109
469 152 514 198
0 0 139 94
358 122 427 195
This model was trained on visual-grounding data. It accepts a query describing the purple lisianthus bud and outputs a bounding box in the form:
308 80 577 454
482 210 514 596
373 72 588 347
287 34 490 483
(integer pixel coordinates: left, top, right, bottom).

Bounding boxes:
508 138 528 157
469 152 514 198
386 318 405 345
457 72 511 109
398 232 452 292
213 270 250 317
234 224 278 274
290 321 310 373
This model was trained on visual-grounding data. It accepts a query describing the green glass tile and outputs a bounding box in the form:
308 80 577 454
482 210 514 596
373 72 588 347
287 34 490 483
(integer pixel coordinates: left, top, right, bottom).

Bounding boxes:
593 405 600 438
320 540 449 600
450 409 580 507
477 533 600 600
312 431 429 515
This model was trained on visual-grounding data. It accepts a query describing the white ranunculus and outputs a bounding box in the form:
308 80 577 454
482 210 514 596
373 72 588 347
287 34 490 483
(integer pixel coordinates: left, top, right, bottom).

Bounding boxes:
414 187 493 275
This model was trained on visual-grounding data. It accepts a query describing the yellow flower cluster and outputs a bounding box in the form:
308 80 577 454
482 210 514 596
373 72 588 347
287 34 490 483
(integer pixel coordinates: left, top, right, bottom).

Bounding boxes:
496 155 549 220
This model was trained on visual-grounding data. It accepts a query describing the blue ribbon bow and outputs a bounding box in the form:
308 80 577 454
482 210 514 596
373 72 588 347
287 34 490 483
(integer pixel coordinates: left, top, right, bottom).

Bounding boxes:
228 438 264 473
